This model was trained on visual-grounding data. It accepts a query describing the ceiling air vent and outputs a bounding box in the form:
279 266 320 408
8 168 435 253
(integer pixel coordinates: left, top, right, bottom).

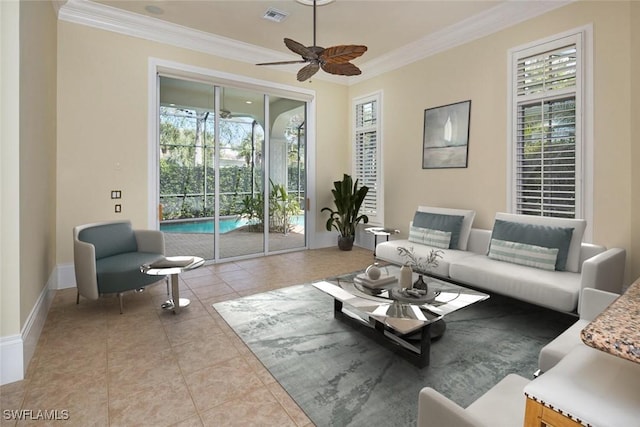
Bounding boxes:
263 8 289 23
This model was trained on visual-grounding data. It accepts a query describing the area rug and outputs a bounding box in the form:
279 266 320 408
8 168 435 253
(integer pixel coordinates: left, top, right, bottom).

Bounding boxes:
213 279 574 427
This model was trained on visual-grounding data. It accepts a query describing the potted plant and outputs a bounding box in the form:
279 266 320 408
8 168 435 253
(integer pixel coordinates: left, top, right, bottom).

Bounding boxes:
321 174 369 251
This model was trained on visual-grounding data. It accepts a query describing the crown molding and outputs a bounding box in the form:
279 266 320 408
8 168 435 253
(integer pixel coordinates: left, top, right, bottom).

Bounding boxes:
58 0 299 64
348 0 574 84
58 0 573 86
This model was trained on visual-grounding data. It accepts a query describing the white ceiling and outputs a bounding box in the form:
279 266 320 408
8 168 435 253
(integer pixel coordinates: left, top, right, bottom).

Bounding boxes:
56 0 572 84
93 0 504 61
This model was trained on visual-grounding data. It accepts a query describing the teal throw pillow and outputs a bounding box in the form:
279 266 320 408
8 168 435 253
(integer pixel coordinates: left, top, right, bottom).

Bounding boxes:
408 226 452 249
412 212 464 249
488 238 559 271
490 219 574 271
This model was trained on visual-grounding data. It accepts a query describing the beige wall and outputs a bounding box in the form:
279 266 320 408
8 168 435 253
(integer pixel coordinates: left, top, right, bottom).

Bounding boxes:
1 0 21 339
631 1 640 283
1 0 57 333
19 0 57 326
350 1 636 285
56 22 349 264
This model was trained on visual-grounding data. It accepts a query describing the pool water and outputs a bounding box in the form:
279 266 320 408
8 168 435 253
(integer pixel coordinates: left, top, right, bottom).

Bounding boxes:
160 216 304 234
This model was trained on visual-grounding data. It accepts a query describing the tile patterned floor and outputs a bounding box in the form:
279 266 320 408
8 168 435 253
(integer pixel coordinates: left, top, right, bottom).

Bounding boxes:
0 247 373 427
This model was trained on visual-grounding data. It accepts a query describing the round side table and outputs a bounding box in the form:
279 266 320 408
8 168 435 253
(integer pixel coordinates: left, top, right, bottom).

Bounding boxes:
141 256 205 314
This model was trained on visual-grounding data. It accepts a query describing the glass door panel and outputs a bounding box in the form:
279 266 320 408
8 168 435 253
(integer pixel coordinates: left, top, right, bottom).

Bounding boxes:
218 87 265 259
158 76 308 261
158 77 215 260
267 97 306 252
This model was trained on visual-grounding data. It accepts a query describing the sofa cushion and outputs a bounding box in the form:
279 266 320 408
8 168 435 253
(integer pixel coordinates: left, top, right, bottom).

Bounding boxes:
488 238 559 271
417 206 476 251
525 345 640 427
78 222 138 260
490 219 573 271
411 211 464 249
449 254 581 312
409 226 451 249
538 319 589 373
494 213 586 273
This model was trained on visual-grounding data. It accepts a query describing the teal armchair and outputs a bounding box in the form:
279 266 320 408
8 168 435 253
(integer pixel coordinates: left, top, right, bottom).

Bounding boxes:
73 220 165 313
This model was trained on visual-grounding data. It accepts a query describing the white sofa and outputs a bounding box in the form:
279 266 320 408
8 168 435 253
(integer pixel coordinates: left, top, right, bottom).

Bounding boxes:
376 207 626 313
417 373 530 427
537 287 619 374
525 345 640 427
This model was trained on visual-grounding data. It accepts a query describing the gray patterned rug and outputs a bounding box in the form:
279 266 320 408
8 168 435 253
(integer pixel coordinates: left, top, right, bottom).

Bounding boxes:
213 279 574 427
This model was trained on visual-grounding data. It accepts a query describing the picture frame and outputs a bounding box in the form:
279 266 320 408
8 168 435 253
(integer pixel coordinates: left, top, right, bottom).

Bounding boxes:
422 100 471 169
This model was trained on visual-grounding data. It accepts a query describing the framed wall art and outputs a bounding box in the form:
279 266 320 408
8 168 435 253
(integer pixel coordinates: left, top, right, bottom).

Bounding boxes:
422 100 471 169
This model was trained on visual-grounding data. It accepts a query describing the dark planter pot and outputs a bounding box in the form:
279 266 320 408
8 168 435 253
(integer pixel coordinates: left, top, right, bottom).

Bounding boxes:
337 235 354 251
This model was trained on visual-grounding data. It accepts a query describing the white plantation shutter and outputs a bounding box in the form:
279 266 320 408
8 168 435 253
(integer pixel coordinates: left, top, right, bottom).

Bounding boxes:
511 34 582 219
353 92 382 225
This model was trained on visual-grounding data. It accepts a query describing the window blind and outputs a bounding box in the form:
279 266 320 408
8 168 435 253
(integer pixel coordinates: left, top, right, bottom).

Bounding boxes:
354 96 381 223
514 41 579 219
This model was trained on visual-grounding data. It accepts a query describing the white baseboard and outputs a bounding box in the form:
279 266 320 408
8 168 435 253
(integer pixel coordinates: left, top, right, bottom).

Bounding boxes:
0 334 23 385
55 262 76 289
313 230 376 253
1 266 63 386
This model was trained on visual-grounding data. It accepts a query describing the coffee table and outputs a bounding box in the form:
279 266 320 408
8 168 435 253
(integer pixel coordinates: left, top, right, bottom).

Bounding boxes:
312 265 489 367
141 256 205 314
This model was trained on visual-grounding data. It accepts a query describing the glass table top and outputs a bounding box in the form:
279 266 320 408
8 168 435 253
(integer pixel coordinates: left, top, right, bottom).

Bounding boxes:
313 264 489 334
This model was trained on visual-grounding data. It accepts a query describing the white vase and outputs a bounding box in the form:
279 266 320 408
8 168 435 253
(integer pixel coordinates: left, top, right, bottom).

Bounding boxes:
400 264 413 289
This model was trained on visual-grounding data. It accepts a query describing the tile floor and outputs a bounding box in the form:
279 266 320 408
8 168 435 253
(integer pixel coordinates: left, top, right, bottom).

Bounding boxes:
0 247 373 426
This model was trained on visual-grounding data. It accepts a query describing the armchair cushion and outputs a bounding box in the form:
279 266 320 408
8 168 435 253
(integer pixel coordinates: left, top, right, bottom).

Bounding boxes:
96 252 164 294
78 222 138 259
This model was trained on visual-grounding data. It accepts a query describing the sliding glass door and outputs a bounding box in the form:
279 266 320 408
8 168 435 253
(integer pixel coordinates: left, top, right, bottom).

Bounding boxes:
157 76 307 261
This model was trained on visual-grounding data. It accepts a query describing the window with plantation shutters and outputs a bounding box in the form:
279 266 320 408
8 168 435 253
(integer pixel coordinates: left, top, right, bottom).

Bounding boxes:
509 32 586 220
353 92 383 225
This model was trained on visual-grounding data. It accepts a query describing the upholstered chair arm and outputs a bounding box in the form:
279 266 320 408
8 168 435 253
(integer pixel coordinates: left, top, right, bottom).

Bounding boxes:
578 288 619 321
134 229 165 255
417 388 479 427
73 238 99 300
580 248 626 295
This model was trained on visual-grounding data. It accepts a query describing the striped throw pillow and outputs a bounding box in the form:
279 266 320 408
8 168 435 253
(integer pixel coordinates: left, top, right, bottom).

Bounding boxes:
488 238 559 271
408 226 451 249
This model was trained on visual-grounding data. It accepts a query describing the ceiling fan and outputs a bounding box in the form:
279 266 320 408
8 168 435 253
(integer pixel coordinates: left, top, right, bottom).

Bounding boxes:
256 0 367 81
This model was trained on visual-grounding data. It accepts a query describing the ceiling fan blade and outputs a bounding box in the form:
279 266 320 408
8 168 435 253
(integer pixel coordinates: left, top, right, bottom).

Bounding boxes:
321 62 362 77
284 38 319 60
256 60 308 66
321 45 368 64
297 63 320 81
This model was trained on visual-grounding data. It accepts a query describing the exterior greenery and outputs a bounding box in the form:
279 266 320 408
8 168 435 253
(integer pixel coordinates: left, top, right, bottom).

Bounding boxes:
159 106 305 233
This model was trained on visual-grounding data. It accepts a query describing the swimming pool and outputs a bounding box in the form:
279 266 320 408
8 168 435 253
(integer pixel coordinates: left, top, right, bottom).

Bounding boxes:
160 215 304 234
